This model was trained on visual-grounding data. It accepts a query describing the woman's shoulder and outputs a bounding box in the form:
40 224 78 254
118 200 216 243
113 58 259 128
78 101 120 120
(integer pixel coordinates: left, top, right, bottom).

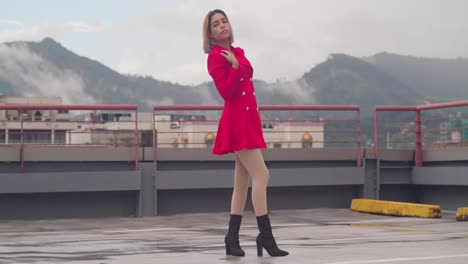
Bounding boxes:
232 46 245 57
207 51 223 65
232 46 244 52
207 47 228 70
208 46 224 60
207 45 245 67
208 45 244 56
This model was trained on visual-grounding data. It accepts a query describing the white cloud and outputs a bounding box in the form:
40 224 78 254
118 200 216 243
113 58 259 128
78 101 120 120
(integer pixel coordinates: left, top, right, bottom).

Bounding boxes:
195 83 220 105
159 63 207 85
180 0 204 10
142 97 175 106
100 0 467 86
211 0 468 83
110 5 209 84
0 20 24 28
271 79 318 104
0 43 96 104
0 19 104 43
67 20 104 33
1 0 467 88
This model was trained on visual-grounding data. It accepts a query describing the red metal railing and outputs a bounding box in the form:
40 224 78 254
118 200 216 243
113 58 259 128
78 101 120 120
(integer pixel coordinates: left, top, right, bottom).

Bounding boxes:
0 104 139 171
153 105 362 167
374 100 468 167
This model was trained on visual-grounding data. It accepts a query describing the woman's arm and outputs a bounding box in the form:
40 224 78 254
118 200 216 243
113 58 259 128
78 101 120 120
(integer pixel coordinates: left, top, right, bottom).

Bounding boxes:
207 52 240 101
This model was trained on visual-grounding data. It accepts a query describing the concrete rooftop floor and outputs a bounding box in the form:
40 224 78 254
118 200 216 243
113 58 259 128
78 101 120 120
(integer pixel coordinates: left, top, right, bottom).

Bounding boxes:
0 208 467 264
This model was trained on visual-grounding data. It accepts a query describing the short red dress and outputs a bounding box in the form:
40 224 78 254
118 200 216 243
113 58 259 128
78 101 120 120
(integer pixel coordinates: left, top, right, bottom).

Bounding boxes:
207 45 267 155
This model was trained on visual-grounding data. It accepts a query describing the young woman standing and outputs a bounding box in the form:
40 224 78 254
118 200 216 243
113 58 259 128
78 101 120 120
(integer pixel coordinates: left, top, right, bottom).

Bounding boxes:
202 9 289 257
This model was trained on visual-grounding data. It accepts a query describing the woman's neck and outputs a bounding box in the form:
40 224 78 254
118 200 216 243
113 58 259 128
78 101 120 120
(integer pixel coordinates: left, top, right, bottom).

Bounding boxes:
214 40 230 51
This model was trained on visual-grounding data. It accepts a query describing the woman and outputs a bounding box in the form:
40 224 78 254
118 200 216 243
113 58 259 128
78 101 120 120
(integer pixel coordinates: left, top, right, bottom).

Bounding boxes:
202 9 289 257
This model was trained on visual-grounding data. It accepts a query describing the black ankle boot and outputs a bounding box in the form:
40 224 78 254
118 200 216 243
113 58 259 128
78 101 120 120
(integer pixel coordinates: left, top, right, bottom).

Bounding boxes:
224 214 245 256
256 214 289 257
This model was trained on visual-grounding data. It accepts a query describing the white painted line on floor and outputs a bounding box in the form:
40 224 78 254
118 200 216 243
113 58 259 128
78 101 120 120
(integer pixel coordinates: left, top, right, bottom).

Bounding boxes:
229 223 310 228
249 231 468 247
102 223 311 233
300 231 468 244
102 227 192 233
326 254 468 264
191 231 468 248
5 229 468 247
0 227 192 236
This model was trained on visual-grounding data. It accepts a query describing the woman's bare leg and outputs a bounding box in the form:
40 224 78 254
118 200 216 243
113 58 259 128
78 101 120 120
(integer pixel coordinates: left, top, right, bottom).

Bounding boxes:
233 149 288 257
234 149 269 216
230 155 250 215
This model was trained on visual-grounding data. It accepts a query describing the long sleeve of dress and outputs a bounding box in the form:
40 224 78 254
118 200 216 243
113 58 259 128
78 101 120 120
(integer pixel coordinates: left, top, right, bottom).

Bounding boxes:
207 53 240 101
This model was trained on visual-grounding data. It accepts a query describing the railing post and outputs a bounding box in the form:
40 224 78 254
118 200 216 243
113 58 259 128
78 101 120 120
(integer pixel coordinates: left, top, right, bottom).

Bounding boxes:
357 109 362 167
374 108 379 160
20 109 24 173
134 109 139 170
152 109 157 163
415 109 423 167
51 128 55 145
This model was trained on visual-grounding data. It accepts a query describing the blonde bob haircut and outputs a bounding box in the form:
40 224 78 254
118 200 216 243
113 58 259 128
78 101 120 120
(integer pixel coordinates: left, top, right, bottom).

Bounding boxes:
203 9 234 54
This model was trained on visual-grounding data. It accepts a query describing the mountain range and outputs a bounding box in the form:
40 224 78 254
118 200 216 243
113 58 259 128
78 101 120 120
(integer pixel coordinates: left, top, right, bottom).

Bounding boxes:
0 37 467 143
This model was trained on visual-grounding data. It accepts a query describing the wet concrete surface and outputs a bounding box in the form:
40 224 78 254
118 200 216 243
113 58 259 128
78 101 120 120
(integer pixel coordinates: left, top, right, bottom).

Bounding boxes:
0 209 467 263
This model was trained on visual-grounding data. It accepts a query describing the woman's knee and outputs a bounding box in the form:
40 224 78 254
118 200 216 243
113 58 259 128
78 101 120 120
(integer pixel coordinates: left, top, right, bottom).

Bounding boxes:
234 178 249 190
252 167 269 183
264 170 270 182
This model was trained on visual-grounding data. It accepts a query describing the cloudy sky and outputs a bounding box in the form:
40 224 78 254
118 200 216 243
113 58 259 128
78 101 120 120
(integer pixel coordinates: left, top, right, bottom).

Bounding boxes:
1 0 467 85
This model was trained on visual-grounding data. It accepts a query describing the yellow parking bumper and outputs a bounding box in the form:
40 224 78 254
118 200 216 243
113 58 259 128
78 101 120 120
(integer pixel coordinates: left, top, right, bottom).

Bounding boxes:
351 198 441 218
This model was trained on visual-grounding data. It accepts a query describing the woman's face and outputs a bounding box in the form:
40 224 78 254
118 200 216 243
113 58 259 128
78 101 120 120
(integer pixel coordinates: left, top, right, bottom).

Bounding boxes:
210 13 231 43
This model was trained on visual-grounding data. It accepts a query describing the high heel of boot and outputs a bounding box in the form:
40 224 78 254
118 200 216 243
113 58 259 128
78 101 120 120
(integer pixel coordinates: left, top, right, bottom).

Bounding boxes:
256 234 289 257
256 214 289 257
225 235 245 256
256 242 263 256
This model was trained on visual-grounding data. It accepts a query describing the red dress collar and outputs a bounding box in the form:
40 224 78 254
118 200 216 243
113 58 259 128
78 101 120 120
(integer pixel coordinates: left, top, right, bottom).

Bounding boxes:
212 44 243 57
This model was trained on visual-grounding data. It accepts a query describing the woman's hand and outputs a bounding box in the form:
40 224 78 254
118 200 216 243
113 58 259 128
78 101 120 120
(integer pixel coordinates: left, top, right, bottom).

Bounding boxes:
220 50 239 69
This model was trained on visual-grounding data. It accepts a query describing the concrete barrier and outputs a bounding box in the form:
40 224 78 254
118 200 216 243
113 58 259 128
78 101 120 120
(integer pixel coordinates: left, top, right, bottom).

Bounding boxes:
351 198 441 218
456 208 468 221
